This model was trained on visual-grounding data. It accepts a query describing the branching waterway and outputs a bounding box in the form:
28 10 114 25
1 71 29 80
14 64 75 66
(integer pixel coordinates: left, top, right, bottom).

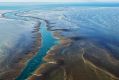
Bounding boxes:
4 11 58 80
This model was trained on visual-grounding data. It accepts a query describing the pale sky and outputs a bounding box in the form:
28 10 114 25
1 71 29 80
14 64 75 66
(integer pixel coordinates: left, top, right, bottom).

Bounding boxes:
0 0 119 2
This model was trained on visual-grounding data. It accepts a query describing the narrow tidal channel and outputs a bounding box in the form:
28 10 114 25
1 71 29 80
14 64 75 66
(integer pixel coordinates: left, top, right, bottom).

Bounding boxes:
4 11 57 80
17 20 57 80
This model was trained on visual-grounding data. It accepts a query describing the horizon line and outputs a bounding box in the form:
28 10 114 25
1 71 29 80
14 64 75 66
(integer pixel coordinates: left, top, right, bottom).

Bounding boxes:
0 1 119 3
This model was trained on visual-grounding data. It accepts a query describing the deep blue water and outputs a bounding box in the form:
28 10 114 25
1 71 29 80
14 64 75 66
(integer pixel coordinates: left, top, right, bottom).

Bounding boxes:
0 2 119 10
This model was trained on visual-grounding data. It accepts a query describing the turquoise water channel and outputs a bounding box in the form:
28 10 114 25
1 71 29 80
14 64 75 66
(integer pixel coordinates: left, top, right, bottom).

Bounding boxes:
16 21 57 80
17 21 57 80
4 11 57 80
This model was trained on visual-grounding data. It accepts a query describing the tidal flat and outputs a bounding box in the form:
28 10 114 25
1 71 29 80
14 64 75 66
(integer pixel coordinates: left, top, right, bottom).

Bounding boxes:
0 3 119 80
23 7 119 80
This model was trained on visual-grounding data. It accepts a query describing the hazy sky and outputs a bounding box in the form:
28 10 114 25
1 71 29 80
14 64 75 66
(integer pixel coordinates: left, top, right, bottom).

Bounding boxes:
0 0 119 2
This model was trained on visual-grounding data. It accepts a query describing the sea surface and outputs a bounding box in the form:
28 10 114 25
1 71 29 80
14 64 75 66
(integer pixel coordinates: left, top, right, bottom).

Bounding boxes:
0 2 119 10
